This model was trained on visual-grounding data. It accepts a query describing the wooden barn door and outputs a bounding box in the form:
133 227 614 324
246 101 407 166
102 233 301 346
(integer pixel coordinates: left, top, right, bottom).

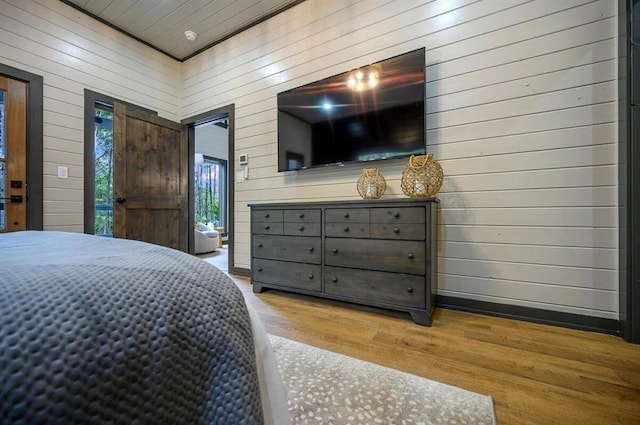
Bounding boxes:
113 103 189 251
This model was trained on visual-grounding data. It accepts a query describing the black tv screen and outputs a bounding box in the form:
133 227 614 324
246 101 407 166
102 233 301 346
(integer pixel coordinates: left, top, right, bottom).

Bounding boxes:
277 48 426 172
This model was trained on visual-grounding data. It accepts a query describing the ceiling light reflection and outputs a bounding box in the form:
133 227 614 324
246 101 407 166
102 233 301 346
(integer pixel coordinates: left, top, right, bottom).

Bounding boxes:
347 66 379 91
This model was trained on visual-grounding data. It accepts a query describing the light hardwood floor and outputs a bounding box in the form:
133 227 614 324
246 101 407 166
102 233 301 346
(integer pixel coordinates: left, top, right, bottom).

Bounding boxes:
222 270 640 425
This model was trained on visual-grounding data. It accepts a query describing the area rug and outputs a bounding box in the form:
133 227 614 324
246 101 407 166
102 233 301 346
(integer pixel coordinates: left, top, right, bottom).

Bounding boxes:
269 335 496 425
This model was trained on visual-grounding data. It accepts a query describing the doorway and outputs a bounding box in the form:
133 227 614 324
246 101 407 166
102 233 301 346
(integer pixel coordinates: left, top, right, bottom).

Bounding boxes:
84 90 189 251
0 65 42 232
0 76 27 232
194 119 228 237
83 91 236 265
0 63 44 232
183 105 239 274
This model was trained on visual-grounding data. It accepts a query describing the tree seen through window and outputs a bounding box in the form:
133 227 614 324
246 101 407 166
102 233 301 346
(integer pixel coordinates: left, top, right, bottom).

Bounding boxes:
94 107 113 236
195 157 225 230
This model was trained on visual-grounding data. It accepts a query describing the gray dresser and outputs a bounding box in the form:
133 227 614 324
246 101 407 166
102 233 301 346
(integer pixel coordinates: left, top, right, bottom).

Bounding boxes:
250 198 437 325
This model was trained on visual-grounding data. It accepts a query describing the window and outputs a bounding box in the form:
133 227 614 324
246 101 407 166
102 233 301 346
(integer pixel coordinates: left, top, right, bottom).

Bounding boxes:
94 103 114 236
194 155 227 233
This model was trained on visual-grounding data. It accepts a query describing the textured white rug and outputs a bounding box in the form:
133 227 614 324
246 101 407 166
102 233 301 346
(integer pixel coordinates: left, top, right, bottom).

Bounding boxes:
269 335 496 425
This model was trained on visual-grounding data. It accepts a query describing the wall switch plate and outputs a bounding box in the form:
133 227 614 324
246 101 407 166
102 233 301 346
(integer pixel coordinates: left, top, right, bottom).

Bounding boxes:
236 171 245 183
57 166 69 179
239 153 248 165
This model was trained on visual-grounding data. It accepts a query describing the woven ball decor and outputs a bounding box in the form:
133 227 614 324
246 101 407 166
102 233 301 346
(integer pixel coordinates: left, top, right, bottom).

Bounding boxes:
401 153 444 198
357 168 386 199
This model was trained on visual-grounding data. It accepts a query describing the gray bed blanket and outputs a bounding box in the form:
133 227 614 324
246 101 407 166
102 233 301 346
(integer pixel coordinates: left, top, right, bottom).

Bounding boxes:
0 231 264 424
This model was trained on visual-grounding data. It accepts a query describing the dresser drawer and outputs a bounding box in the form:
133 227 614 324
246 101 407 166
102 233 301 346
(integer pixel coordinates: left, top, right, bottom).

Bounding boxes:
325 222 370 238
284 222 321 236
324 266 426 309
251 209 284 223
253 259 322 292
253 235 321 263
325 238 425 274
284 209 321 223
370 206 425 224
325 208 370 223
251 221 283 235
371 223 425 241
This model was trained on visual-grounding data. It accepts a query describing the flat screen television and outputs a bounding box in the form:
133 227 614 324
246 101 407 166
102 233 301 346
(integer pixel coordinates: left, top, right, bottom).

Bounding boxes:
277 47 426 172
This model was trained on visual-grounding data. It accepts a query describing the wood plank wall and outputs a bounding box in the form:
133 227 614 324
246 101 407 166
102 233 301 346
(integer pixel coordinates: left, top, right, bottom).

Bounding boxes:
0 0 181 232
181 0 618 320
1 0 619 322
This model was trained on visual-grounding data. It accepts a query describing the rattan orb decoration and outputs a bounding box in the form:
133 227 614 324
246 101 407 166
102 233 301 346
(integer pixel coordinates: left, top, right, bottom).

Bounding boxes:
401 153 444 198
357 168 386 199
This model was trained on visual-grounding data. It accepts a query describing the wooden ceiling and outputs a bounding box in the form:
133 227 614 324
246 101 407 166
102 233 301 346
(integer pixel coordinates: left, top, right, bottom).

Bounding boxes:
60 0 304 61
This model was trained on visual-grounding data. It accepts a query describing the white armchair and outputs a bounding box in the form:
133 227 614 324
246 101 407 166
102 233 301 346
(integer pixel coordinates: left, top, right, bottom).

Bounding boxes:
194 222 220 254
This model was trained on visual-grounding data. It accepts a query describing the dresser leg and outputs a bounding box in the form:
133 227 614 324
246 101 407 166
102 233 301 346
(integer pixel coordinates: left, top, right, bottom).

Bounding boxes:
409 311 431 326
252 283 264 293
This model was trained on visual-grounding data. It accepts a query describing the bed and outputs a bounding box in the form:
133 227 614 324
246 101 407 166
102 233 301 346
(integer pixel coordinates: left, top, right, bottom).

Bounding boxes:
0 231 290 425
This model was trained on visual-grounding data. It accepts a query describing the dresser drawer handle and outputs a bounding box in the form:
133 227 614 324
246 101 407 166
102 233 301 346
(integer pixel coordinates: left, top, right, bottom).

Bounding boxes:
265 213 270 218
308 247 314 252
332 248 338 254
343 226 350 232
393 227 400 234
344 212 350 218
299 213 304 218
332 277 338 283
407 253 414 259
407 287 414 293
264 225 270 230
308 274 314 279
257 267 263 272
257 243 263 248
393 212 400 218
299 226 305 231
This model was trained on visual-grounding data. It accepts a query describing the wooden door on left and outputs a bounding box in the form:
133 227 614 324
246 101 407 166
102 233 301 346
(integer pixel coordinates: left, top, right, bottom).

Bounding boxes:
113 103 189 252
0 76 27 233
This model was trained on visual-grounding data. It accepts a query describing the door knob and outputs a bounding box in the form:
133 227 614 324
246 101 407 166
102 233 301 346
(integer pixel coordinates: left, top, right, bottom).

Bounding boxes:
116 197 127 204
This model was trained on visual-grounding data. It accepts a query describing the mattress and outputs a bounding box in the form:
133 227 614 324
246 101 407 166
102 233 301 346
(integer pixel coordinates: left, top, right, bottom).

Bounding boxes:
0 231 290 425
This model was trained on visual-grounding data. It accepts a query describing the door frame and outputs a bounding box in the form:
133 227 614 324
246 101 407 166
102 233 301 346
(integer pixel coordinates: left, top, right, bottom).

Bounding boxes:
0 64 43 230
181 105 243 274
619 0 640 343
